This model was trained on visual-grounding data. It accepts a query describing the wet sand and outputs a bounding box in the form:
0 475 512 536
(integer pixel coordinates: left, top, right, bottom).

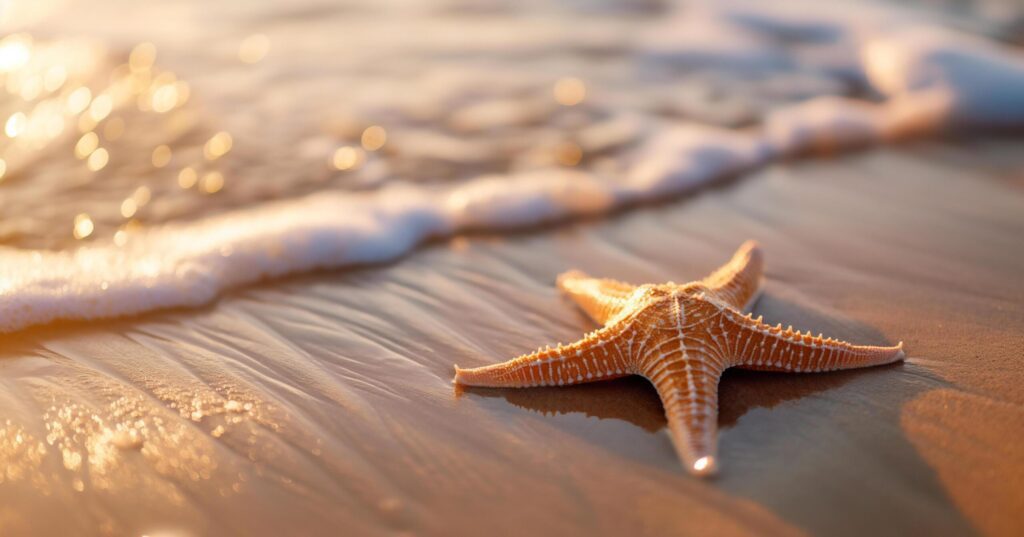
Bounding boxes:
0 137 1021 536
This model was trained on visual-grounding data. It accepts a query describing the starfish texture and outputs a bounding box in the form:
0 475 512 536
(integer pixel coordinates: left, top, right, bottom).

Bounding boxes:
454 241 905 477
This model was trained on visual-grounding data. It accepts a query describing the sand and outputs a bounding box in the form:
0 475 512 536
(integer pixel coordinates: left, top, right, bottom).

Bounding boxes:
0 137 1021 536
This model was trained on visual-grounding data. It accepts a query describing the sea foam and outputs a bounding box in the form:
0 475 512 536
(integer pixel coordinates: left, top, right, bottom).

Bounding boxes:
2 1 1024 333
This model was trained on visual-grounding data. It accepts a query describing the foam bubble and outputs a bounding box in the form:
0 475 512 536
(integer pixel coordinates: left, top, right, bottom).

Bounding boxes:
862 27 1024 127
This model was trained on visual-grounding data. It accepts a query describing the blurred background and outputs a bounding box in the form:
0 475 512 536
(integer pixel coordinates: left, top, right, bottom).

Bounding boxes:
1 0 1021 250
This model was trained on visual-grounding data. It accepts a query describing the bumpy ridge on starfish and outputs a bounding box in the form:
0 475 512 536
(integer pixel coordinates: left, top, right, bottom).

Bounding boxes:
454 240 905 477
454 321 635 388
718 307 905 372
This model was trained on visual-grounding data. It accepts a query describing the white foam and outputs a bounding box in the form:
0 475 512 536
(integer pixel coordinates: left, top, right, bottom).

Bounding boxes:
3 0 1024 333
862 27 1024 128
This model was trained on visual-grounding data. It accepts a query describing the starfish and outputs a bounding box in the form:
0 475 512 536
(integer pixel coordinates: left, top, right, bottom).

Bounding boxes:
453 240 904 477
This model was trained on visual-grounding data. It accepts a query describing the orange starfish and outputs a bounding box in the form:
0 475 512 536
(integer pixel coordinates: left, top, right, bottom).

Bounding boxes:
454 241 904 477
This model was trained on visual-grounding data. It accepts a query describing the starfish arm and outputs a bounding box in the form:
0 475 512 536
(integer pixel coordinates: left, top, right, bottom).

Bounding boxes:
701 240 764 311
454 322 632 388
714 308 905 372
640 351 724 477
556 270 637 325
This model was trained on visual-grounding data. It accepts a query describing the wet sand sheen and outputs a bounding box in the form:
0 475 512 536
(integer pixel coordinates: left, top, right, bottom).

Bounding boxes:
0 139 1022 535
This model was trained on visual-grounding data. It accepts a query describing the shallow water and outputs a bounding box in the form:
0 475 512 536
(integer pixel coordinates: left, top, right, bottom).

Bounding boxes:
3 0 1024 332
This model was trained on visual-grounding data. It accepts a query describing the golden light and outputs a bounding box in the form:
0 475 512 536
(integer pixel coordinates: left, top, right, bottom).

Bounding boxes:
129 42 157 73
0 34 31 73
175 81 191 106
66 87 92 114
201 171 224 194
204 131 233 160
132 185 151 206
44 65 67 92
151 144 172 167
120 198 137 219
154 71 177 89
239 34 271 64
87 147 109 171
88 94 113 122
73 213 94 240
151 85 176 113
331 146 364 170
361 125 387 151
75 132 99 159
0 158 6 182
553 77 586 106
177 167 198 189
122 219 142 233
5 112 27 137
554 141 583 166
113 230 128 246
131 74 153 100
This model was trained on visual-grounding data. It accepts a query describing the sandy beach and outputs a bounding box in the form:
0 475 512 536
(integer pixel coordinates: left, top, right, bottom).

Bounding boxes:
0 137 1020 535
2 0 1024 535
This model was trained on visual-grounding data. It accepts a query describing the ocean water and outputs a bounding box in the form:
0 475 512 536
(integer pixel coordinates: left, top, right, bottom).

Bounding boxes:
1 0 1024 332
